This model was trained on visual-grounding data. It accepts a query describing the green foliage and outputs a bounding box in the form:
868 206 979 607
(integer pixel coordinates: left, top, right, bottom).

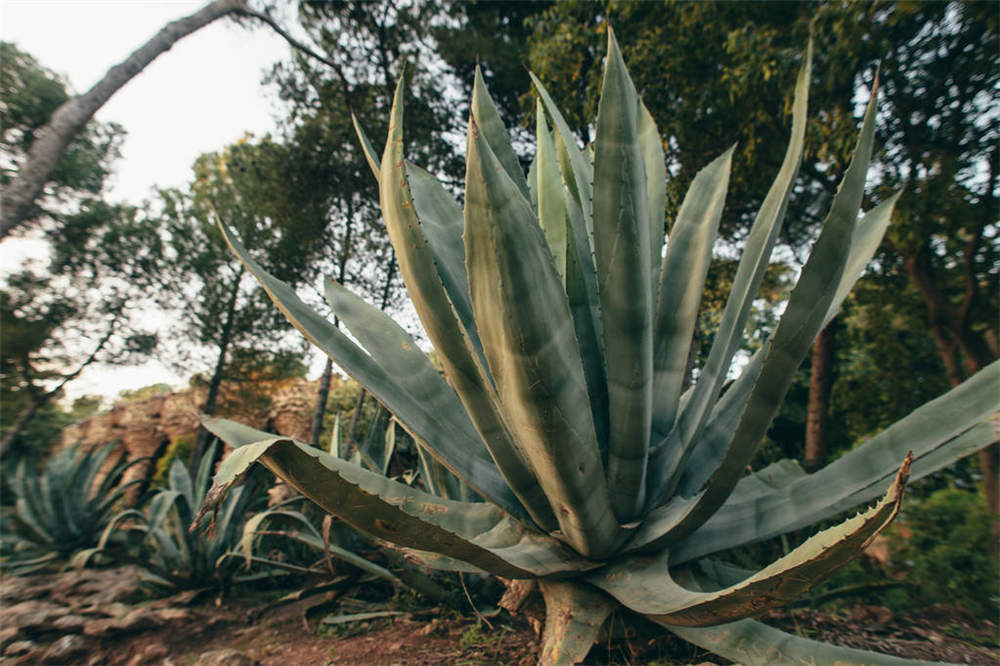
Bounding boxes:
1 197 162 451
96 443 264 592
894 487 998 616
117 384 172 403
199 28 999 665
149 435 194 490
0 443 139 574
0 41 124 222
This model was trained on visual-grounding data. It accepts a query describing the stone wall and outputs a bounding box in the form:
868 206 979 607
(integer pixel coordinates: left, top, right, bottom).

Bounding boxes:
59 378 322 493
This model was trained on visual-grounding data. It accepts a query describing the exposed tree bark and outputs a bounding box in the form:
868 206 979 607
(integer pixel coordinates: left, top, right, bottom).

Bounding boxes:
804 318 837 472
308 358 335 446
0 0 247 238
902 237 999 551
0 0 350 240
189 268 242 474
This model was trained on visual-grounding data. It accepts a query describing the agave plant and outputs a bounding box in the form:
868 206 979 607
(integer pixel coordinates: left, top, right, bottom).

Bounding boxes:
197 31 999 665
0 442 142 574
91 443 262 591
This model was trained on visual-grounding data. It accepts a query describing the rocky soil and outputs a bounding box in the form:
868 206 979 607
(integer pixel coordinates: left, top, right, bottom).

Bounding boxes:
1 567 997 665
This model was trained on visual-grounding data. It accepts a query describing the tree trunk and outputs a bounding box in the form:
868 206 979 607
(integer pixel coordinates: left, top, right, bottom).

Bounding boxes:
189 269 242 474
346 388 367 459
307 196 356 446
804 319 836 472
340 258 399 455
902 246 999 550
0 401 40 458
308 358 334 446
0 0 247 239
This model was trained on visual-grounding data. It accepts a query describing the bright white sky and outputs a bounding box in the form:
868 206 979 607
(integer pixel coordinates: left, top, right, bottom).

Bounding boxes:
1 0 293 404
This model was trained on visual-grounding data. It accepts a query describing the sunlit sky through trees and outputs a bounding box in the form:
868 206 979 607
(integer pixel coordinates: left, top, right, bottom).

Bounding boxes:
1 0 289 403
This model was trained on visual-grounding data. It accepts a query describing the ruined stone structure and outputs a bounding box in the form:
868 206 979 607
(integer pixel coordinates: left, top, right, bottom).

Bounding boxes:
59 378 323 493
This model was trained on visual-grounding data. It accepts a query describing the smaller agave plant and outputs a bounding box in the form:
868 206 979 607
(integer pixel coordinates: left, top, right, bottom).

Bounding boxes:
197 30 999 665
1 442 142 574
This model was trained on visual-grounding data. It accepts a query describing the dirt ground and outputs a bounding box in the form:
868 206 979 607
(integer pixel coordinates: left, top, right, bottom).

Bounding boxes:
1 567 997 665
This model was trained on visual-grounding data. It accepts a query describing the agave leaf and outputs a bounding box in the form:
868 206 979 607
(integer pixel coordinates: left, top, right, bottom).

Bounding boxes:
169 458 195 512
471 67 530 200
405 162 480 351
218 222 527 521
379 78 556 531
198 419 599 579
357 404 390 474
240 509 279 567
660 618 920 665
534 75 608 424
825 192 900 324
669 362 1000 563
322 277 550 526
530 72 594 244
646 41 813 507
13 460 49 544
465 114 620 558
564 195 611 455
383 418 397 476
401 548 489 574
592 456 909 626
673 193 899 499
534 103 568 281
672 343 769 500
655 559 926 665
241 508 401 583
329 412 342 458
593 27 654 522
351 114 381 181
535 99 611 454
638 102 666 299
664 69 882 540
538 581 617 666
652 147 734 440
194 441 220 505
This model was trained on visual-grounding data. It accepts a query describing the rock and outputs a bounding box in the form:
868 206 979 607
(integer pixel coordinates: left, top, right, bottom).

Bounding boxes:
4 640 35 656
71 567 144 605
0 600 67 632
127 641 169 666
42 634 87 661
194 648 259 666
87 602 131 618
154 607 192 623
0 575 51 604
58 378 322 499
0 626 20 651
51 613 89 632
82 618 116 638
109 607 166 632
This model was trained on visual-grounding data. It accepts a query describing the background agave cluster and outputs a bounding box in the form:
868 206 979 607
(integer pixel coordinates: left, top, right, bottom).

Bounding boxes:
197 30 999 665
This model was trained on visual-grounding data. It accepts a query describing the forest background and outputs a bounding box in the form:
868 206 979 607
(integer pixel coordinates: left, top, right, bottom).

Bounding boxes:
0 0 997 617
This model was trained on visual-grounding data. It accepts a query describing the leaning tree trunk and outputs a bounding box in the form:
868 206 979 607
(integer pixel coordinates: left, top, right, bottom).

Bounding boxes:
804 319 837 472
0 0 247 239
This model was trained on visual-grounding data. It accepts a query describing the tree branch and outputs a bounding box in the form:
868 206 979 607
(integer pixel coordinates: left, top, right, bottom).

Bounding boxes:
0 0 247 239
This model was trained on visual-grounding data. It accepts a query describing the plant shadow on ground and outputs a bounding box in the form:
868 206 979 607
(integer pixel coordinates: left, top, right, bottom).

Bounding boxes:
1 566 997 665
